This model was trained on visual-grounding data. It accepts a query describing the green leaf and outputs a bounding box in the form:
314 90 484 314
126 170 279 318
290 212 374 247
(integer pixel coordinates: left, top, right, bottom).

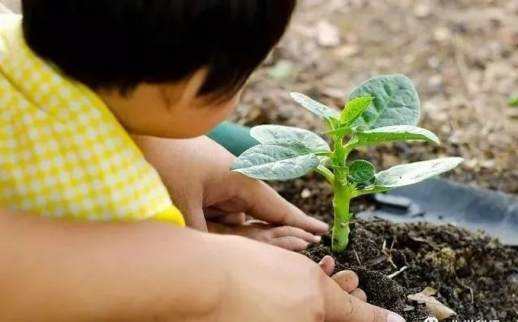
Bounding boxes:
355 125 440 146
348 74 421 129
340 96 373 125
509 96 518 108
250 125 330 152
375 157 463 188
232 145 320 181
348 160 376 184
290 92 340 120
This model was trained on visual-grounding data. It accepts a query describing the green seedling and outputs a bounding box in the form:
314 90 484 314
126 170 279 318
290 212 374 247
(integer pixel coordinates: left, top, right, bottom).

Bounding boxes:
232 74 463 253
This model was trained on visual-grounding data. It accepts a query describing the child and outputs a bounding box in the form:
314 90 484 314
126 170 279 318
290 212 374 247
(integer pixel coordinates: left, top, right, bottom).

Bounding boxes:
0 1 404 321
0 0 327 249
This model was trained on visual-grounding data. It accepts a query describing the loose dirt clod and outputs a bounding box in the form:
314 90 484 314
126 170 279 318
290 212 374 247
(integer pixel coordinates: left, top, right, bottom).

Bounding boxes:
408 287 457 320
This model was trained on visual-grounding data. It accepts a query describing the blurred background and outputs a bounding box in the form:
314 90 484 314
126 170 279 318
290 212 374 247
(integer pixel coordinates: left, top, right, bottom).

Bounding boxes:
233 0 518 195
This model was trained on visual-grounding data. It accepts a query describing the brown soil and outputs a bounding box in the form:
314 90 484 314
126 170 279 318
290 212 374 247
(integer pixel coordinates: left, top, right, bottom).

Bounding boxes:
273 177 518 321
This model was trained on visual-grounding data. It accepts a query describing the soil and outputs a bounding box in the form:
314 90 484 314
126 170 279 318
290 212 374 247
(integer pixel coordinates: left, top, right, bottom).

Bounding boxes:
274 176 518 321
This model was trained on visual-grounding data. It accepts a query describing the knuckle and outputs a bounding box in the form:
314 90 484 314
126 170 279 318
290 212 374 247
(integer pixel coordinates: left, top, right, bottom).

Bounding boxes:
271 211 289 226
372 308 388 322
274 226 291 235
353 289 368 302
292 226 308 236
344 293 355 316
286 237 306 250
261 232 274 242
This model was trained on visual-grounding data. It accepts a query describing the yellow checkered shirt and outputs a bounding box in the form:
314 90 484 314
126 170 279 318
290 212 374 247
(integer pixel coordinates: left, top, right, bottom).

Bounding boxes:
0 14 184 225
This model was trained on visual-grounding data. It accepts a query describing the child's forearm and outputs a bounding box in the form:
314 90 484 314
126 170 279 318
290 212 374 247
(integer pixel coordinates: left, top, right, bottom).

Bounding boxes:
0 210 227 322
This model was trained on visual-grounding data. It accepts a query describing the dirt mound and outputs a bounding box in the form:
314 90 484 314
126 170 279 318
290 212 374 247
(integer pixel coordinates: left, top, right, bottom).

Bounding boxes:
275 177 517 320
304 220 518 321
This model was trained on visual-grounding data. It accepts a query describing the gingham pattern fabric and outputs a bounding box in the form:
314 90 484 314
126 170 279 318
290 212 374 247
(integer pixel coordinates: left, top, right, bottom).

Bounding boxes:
0 14 184 225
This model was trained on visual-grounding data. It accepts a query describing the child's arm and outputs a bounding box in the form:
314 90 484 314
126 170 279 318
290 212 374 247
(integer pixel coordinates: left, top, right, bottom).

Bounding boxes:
134 135 329 249
0 209 224 321
0 209 399 322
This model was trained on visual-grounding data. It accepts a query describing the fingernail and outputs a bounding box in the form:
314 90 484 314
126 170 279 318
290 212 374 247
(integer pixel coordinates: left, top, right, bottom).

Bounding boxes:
387 312 405 322
313 235 322 243
313 219 329 231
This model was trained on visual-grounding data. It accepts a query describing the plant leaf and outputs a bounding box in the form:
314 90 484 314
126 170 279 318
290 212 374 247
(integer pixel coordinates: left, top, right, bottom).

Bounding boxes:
355 125 440 146
348 74 421 129
250 125 330 152
349 160 376 184
232 145 320 181
376 157 463 188
290 92 340 120
340 96 373 125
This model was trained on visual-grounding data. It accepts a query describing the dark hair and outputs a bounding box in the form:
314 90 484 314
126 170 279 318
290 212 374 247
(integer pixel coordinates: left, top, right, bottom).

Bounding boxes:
22 0 296 98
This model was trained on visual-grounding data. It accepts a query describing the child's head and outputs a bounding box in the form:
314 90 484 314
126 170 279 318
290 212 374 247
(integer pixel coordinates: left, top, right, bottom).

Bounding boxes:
21 0 296 138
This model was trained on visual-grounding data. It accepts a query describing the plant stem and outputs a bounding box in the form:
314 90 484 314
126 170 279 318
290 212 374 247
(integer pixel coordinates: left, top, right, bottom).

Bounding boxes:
331 170 352 252
329 132 353 252
316 165 335 184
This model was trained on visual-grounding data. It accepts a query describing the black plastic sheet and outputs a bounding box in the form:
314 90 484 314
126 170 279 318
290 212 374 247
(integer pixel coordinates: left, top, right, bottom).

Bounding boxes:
359 179 518 245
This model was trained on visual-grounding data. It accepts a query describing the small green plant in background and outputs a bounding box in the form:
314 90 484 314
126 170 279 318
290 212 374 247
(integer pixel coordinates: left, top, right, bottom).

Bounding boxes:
509 95 518 108
232 74 463 253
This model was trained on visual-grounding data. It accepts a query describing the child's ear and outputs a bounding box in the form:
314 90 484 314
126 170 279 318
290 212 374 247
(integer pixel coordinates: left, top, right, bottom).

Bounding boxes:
159 68 209 110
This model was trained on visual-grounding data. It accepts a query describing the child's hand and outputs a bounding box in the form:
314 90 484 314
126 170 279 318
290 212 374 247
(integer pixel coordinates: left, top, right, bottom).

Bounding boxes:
207 221 322 251
134 135 328 250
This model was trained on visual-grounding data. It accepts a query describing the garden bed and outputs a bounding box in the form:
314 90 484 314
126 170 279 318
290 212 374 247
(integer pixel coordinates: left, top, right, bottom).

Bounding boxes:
231 0 518 320
274 177 518 321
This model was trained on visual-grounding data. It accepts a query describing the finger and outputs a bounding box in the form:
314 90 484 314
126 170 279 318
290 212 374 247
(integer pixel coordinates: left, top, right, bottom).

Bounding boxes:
270 236 309 251
332 270 360 293
205 208 227 220
319 256 336 276
219 213 246 225
206 210 247 225
182 207 208 232
350 289 367 302
271 226 321 244
206 221 230 235
241 179 328 234
323 277 405 322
